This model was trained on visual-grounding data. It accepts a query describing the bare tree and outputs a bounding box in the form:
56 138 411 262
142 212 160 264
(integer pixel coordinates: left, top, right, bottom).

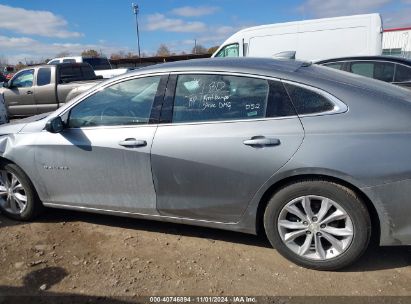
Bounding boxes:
56 51 70 58
207 46 219 54
192 44 208 54
81 49 100 58
156 44 171 57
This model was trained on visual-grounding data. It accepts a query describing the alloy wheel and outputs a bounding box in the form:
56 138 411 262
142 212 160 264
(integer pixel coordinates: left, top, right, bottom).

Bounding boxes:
0 170 28 215
277 195 354 260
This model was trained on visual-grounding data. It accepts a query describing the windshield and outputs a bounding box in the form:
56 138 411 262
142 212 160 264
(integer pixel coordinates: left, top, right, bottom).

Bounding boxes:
83 58 112 70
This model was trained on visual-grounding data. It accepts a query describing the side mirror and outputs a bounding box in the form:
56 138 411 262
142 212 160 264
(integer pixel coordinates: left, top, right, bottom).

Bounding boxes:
2 82 9 88
45 116 65 133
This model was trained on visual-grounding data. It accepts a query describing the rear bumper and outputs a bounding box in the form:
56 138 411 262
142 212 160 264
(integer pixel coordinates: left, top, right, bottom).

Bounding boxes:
362 179 411 246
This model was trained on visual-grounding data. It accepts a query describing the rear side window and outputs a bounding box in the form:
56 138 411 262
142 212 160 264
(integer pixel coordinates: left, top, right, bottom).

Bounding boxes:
63 59 76 63
37 68 51 86
394 64 411 82
59 65 96 82
350 62 395 82
172 75 295 123
284 83 335 115
59 66 83 83
81 66 95 79
83 58 111 70
350 62 374 78
374 62 395 82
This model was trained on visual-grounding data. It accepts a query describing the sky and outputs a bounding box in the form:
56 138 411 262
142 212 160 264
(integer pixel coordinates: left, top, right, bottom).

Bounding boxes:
1 0 411 64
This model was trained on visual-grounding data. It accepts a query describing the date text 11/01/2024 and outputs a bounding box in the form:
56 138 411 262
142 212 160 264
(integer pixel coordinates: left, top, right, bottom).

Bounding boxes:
149 296 257 303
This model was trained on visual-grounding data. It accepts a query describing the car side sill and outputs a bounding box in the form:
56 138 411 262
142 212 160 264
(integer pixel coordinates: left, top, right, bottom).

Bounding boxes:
42 202 255 234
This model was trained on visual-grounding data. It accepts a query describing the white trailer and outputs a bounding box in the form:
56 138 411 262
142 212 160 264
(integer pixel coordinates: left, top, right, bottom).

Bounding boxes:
212 14 383 61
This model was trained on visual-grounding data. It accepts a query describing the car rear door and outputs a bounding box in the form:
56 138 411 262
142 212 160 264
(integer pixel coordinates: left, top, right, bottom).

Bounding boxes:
151 73 304 223
34 67 59 114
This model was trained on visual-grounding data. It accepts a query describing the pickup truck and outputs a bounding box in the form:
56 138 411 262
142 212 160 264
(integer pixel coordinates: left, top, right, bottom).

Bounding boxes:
47 56 129 78
0 63 103 117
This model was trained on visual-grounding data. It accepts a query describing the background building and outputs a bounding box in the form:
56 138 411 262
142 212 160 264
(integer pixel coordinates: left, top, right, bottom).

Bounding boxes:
383 27 411 58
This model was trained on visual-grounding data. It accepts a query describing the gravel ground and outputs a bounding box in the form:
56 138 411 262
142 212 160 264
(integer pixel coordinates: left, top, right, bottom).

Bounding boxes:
0 208 410 302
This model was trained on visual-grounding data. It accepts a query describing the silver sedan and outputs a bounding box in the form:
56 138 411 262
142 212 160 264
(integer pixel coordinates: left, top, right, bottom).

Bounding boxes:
0 58 410 270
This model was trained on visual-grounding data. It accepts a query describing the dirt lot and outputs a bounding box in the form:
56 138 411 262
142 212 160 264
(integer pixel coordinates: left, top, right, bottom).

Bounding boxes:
0 208 410 301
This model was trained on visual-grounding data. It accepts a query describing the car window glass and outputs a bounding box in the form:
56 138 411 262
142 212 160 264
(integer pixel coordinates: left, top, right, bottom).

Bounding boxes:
59 66 83 83
63 59 76 63
68 76 161 128
374 62 395 82
215 44 239 57
83 58 111 70
49 60 60 64
37 68 51 86
172 74 269 123
394 64 411 82
11 70 34 88
323 62 343 70
284 83 335 115
350 62 374 78
81 66 96 79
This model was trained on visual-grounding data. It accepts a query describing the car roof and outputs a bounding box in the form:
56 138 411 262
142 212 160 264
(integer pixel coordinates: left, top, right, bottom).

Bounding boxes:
316 55 411 65
130 57 311 77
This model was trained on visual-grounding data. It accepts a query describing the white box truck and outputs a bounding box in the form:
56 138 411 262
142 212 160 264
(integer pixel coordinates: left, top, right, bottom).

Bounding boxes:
212 14 383 61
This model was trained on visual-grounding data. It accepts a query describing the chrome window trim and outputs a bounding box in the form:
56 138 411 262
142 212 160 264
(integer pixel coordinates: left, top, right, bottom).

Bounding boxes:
56 71 347 130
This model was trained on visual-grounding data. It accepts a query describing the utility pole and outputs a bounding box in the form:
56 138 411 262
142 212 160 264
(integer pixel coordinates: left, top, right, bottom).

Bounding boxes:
194 39 197 54
132 3 141 62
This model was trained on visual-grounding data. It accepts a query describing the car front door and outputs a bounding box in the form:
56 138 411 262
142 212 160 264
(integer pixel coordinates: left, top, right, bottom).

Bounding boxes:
4 69 36 116
34 74 167 214
151 73 304 223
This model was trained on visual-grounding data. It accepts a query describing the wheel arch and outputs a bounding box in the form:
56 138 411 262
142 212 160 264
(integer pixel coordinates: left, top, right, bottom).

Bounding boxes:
255 174 381 244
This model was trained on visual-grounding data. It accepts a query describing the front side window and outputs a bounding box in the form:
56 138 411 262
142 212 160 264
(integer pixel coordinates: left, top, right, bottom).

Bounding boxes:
215 44 239 58
172 74 271 123
284 83 335 115
394 64 411 82
68 76 161 128
11 70 34 88
37 68 51 86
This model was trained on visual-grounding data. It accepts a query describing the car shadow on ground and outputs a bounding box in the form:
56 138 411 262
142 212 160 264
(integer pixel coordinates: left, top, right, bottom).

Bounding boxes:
1 209 410 272
0 266 135 304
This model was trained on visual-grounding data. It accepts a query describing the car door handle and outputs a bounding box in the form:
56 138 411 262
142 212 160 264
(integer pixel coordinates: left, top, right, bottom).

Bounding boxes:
26 91 33 95
243 136 281 147
118 138 147 148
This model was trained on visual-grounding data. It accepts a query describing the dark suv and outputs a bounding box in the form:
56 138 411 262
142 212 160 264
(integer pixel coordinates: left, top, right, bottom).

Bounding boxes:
316 56 411 89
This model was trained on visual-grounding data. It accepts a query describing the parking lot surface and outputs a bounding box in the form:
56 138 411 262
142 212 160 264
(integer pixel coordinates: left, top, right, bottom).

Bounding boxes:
0 209 410 299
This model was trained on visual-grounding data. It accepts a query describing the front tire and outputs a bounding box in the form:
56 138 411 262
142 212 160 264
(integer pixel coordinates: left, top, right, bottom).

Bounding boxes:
0 163 43 221
264 180 371 270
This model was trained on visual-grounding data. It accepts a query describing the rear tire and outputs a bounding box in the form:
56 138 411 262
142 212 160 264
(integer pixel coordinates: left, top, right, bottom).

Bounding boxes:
264 179 371 270
0 162 43 221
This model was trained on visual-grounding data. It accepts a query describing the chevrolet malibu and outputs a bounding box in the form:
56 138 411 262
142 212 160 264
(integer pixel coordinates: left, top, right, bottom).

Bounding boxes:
0 58 410 270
